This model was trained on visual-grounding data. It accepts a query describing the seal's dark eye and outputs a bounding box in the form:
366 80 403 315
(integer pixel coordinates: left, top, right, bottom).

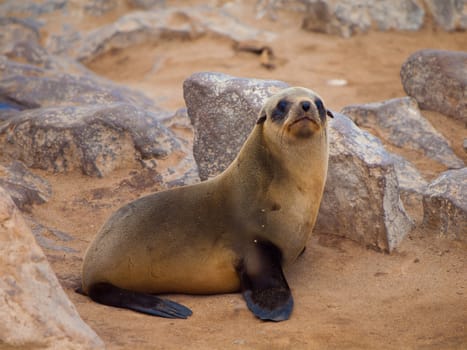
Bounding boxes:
277 99 288 112
271 99 289 122
315 98 326 121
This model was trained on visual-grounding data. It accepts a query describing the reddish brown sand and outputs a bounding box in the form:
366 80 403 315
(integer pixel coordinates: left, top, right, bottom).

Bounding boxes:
28 8 467 350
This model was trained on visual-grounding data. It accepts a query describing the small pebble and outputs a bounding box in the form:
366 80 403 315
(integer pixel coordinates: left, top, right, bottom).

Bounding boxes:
326 79 348 87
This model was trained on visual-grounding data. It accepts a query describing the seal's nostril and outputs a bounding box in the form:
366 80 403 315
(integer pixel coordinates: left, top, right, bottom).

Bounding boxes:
301 101 311 112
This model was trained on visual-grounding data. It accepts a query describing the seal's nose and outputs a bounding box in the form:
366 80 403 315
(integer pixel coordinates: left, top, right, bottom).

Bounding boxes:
300 101 311 112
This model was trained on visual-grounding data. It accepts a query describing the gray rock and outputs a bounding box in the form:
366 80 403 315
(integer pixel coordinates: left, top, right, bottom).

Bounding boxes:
0 108 20 122
0 103 182 177
0 161 52 211
0 187 104 349
184 72 414 251
158 108 200 187
46 25 83 57
342 97 464 169
183 71 289 180
255 0 467 34
388 153 427 196
0 19 89 76
0 0 67 17
253 0 308 21
83 0 118 16
0 17 46 64
128 0 166 10
314 113 414 252
0 57 157 111
401 49 467 123
422 168 467 240
300 0 425 37
0 0 120 18
0 18 96 76
69 6 275 62
27 219 78 253
388 153 427 225
341 98 431 223
424 0 467 31
0 57 197 182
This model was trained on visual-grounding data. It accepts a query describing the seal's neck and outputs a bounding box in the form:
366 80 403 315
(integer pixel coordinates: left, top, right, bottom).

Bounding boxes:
222 124 329 193
220 125 274 191
266 127 329 189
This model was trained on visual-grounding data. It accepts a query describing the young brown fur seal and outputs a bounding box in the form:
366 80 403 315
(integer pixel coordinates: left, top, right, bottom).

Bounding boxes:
81 87 333 321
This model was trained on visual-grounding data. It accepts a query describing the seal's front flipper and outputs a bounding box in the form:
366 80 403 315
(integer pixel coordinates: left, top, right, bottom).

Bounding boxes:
238 241 294 322
88 283 192 319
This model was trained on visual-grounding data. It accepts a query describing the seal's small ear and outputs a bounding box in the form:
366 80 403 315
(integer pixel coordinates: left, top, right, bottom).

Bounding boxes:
256 109 267 124
326 109 334 119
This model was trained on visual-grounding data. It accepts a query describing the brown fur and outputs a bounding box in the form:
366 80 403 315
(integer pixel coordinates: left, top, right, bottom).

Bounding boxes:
82 87 331 295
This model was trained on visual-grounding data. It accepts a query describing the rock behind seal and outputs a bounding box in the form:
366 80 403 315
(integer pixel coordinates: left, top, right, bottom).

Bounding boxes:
342 97 464 169
0 187 104 349
315 112 414 252
183 71 288 181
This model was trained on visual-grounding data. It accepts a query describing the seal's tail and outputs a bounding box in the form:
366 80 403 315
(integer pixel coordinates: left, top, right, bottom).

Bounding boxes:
86 283 192 319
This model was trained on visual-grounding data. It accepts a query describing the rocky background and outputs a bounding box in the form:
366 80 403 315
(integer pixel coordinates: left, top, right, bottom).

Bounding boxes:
0 0 466 349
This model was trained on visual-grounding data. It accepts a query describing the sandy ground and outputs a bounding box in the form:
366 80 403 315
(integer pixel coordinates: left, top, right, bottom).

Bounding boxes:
25 7 467 350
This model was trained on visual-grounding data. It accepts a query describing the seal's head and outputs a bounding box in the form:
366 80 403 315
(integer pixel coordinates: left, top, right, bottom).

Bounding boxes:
257 87 333 141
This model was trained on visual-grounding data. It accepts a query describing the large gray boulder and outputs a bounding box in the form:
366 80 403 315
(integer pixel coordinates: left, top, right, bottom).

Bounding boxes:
183 72 288 180
183 72 414 251
401 49 467 123
0 187 104 349
314 113 414 252
0 103 183 177
342 97 464 169
422 168 467 240
0 56 199 182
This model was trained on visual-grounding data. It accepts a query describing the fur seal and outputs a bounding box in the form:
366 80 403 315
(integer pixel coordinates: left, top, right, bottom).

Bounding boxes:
81 87 333 321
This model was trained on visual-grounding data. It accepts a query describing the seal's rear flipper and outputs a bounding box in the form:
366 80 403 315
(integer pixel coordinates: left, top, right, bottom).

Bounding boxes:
87 283 192 319
238 241 294 322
